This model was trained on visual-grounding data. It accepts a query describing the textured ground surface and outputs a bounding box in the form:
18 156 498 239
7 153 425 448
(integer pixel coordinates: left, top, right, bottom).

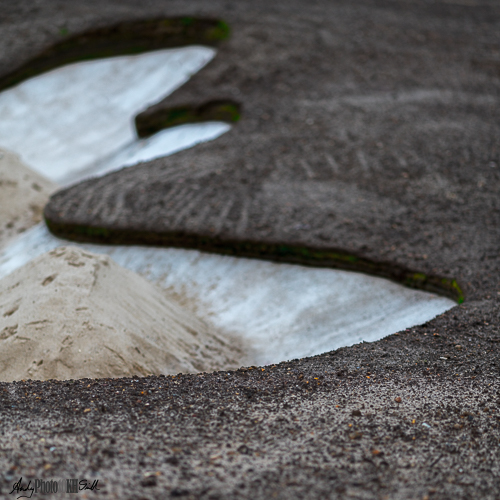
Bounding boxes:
0 0 499 499
0 149 57 248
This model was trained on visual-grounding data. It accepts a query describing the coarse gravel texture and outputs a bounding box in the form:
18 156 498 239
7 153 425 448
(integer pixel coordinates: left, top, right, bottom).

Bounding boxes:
0 0 499 499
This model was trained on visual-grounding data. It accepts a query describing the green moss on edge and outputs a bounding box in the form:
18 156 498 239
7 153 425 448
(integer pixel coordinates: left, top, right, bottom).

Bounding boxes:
44 218 465 304
0 17 231 93
135 100 242 138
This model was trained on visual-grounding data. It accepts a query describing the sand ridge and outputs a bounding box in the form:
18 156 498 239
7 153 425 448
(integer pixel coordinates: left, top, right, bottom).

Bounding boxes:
0 246 243 381
0 148 57 248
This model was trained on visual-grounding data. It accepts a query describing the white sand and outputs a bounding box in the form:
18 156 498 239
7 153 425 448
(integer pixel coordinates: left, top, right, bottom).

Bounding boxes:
0 225 456 368
0 47 230 185
0 149 57 248
0 246 243 382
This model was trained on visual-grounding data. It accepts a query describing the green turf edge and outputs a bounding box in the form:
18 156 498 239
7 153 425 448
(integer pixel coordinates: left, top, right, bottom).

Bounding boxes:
0 17 231 92
135 101 241 138
44 219 465 304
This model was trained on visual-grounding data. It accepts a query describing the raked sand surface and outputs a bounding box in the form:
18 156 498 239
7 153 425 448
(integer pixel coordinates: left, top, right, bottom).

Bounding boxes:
0 246 243 382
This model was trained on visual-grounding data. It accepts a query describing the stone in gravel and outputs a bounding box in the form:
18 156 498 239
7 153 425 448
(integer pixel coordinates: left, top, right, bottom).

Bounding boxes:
0 149 57 248
0 246 242 381
349 431 363 440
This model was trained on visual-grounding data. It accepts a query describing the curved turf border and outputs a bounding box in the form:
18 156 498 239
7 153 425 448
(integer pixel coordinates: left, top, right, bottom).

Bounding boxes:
44 218 465 304
0 18 230 92
135 100 242 137
0 17 239 133
27 16 463 305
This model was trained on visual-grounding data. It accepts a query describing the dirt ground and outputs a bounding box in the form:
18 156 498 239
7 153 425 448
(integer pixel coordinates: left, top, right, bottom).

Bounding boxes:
0 0 499 498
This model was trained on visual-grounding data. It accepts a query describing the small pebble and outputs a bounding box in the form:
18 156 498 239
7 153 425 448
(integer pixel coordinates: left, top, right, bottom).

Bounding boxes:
394 397 402 403
349 431 363 440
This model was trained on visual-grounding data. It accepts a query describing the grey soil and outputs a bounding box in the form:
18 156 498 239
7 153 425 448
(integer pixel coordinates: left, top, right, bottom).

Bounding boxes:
0 0 499 499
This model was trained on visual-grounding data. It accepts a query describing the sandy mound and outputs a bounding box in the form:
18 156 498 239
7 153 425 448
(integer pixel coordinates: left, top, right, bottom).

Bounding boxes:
0 148 57 248
0 246 242 381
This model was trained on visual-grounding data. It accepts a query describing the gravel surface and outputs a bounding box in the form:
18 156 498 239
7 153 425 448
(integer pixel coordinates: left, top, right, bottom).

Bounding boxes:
0 0 499 499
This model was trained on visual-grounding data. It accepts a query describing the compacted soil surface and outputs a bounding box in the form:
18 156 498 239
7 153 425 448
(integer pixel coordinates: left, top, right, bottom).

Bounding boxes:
0 0 499 499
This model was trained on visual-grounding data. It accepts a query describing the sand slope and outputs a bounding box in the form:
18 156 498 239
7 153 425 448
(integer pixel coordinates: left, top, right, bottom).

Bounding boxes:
0 246 242 381
0 148 57 248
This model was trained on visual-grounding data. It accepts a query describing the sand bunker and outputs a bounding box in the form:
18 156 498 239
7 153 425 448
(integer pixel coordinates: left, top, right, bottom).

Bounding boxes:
0 47 456 376
0 246 242 382
0 225 456 367
0 47 229 185
0 149 57 248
